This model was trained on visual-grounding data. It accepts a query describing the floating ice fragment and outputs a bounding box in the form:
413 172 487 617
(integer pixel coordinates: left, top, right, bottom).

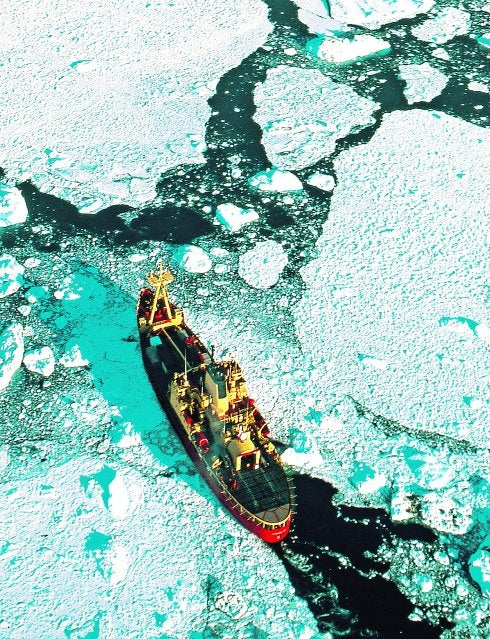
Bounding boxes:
0 254 24 298
328 0 434 29
296 2 347 36
174 245 212 273
253 67 379 170
398 63 449 105
238 240 288 289
23 257 40 268
0 183 28 227
308 34 391 64
412 7 470 44
109 543 131 586
249 168 303 192
306 172 335 191
476 33 490 49
468 81 489 94
23 346 55 377
0 324 24 391
215 203 259 232
468 535 490 597
60 339 90 367
70 59 97 73
431 47 449 60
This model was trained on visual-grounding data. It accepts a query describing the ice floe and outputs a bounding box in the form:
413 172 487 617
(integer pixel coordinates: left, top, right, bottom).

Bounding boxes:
0 457 318 638
253 66 379 171
468 81 489 94
0 324 24 392
0 0 272 210
248 168 303 192
23 346 55 378
238 240 288 289
398 62 449 104
297 109 490 446
412 7 471 44
0 254 24 299
307 34 391 64
306 172 335 191
469 535 490 597
215 203 259 232
174 245 212 274
292 0 347 35
60 339 90 368
0 183 28 227
328 0 435 29
476 33 490 49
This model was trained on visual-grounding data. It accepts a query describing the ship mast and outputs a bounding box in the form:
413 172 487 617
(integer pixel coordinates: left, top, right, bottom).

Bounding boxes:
147 261 176 325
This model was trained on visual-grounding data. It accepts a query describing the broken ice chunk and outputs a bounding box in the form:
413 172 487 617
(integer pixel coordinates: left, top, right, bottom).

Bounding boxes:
23 347 55 378
0 254 24 298
238 240 288 289
0 183 28 227
468 81 489 94
174 245 212 273
307 34 391 64
476 33 490 50
306 172 335 191
70 59 97 73
60 339 90 368
0 324 24 391
328 0 435 29
248 168 303 192
215 203 259 232
412 7 471 44
398 63 449 105
468 535 490 597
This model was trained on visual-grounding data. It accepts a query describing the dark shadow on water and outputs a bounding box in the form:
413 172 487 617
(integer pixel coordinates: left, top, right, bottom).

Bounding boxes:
274 475 453 638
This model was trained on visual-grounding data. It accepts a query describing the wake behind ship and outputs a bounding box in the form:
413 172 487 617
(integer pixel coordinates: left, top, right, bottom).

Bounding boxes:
137 263 292 543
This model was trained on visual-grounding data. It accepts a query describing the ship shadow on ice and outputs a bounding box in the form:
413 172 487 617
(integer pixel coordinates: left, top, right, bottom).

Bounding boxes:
274 474 453 638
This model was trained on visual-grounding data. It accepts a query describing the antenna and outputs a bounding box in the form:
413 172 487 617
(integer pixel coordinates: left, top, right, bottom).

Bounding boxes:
184 349 187 378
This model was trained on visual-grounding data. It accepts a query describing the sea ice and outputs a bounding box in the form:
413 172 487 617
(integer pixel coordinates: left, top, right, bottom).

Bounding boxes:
0 324 24 391
238 240 288 289
307 34 391 64
253 66 379 171
296 109 490 446
398 63 449 104
215 203 259 232
292 0 347 35
468 535 490 597
23 346 55 377
468 81 489 94
328 0 435 29
248 168 303 192
173 245 212 274
0 183 28 227
412 7 471 44
306 172 335 191
476 33 490 49
60 339 90 368
0 0 272 210
0 254 24 299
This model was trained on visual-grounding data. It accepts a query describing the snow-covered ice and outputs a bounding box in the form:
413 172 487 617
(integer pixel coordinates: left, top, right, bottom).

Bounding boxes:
0 0 272 210
0 254 24 299
297 109 490 445
238 240 288 289
173 245 212 274
253 66 379 171
307 34 391 64
0 183 28 227
412 7 471 44
292 0 347 35
60 339 90 368
248 168 303 192
215 203 259 232
0 324 24 392
398 63 449 104
469 535 490 597
328 0 435 29
306 172 336 191
468 81 489 94
23 346 56 378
